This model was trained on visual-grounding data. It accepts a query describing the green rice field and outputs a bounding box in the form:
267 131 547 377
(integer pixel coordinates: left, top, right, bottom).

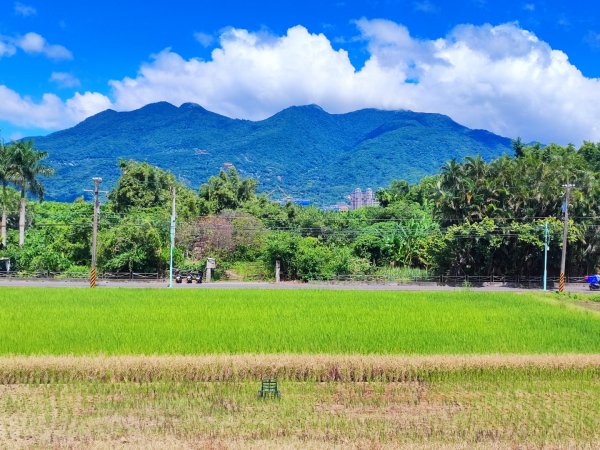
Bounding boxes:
2 287 600 447
0 288 599 355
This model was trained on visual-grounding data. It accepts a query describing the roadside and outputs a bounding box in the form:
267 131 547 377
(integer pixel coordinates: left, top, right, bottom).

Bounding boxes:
0 278 593 292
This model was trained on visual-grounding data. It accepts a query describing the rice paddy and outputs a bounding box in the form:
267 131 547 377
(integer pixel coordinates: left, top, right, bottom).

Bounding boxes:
1 288 600 355
2 287 600 448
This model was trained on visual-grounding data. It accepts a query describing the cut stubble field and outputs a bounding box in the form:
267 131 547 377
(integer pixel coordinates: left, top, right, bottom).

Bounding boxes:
2 287 600 448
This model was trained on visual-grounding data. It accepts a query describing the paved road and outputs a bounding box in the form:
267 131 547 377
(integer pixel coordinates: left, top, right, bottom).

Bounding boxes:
0 279 592 292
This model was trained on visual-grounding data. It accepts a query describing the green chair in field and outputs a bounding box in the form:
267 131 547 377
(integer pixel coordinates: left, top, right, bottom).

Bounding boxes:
258 378 281 399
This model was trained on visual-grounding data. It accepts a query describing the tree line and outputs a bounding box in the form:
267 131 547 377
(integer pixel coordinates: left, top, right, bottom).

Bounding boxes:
1 140 600 281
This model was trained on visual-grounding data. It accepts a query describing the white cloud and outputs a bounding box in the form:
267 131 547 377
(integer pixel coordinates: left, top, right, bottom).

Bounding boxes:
0 40 16 58
50 72 81 88
110 26 367 119
523 3 535 11
194 31 214 47
1 20 600 145
14 2 36 17
0 85 111 129
586 31 600 49
17 32 72 60
414 1 439 13
0 32 71 60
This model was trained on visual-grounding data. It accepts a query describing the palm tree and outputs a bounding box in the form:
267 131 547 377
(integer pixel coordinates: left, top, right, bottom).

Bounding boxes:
0 139 10 247
7 141 54 246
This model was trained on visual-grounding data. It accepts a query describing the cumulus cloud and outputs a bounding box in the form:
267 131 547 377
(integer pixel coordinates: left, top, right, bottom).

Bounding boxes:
0 85 111 129
106 21 600 143
194 31 214 47
50 72 81 88
0 40 17 58
17 32 72 60
0 32 73 60
110 26 367 119
14 2 36 17
2 20 600 144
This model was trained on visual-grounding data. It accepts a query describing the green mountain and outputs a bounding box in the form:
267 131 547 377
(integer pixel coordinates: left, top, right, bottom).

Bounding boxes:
29 102 512 205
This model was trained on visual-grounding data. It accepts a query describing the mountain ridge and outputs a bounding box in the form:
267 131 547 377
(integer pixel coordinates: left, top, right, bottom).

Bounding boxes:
28 102 513 204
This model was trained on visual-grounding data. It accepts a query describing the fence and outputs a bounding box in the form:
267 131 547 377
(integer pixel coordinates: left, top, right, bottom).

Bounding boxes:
0 268 591 287
0 271 163 280
308 274 587 287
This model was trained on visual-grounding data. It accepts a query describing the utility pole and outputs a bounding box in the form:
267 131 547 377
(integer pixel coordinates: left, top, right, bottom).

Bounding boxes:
559 183 574 293
87 177 103 288
169 186 176 288
543 221 549 292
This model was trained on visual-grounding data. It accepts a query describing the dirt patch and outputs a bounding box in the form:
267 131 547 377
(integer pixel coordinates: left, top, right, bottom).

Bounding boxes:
574 301 600 313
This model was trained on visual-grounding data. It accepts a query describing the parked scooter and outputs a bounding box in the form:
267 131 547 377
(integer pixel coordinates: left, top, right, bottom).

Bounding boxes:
584 274 600 290
175 269 183 284
196 269 203 284
186 270 193 283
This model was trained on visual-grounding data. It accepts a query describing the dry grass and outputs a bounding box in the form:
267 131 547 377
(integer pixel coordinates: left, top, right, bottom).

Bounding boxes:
1 354 600 383
1 355 600 448
1 371 600 448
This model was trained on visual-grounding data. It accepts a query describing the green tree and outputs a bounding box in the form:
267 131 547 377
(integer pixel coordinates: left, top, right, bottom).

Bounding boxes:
376 180 410 207
98 216 165 273
512 137 526 158
262 231 299 280
109 160 198 219
0 139 12 247
199 167 257 214
579 141 600 173
2 201 92 272
6 141 54 247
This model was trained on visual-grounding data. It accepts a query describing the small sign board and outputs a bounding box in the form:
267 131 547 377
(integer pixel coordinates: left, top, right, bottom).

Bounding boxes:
206 258 216 269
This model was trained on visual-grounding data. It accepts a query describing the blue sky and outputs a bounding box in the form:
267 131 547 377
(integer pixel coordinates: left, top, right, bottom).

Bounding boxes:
1 0 600 143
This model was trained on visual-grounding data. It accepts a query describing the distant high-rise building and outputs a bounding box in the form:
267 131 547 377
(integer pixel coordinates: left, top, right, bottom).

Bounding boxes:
348 187 379 210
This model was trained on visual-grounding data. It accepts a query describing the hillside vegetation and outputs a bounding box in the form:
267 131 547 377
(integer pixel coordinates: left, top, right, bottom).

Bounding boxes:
30 102 512 203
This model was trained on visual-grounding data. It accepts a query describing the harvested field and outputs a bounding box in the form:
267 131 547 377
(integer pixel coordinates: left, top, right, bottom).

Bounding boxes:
1 356 600 449
1 354 600 383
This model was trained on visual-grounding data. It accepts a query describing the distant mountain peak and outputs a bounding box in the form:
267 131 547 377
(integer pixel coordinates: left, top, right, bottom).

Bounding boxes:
132 101 179 116
179 102 206 111
30 102 512 204
298 104 325 111
280 104 328 114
